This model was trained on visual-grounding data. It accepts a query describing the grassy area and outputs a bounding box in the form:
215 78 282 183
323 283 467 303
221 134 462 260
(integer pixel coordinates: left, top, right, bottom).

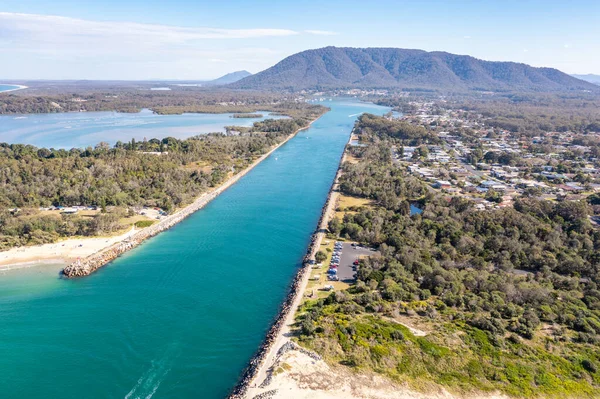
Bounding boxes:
305 239 351 301
334 194 373 221
296 304 600 398
134 220 155 228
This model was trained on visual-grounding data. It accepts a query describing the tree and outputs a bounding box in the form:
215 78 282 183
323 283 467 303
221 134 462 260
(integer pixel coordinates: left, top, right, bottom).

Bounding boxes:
315 250 327 263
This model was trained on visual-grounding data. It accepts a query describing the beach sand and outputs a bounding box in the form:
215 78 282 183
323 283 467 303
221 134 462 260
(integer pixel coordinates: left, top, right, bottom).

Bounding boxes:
0 227 137 271
248 348 509 399
0 85 28 93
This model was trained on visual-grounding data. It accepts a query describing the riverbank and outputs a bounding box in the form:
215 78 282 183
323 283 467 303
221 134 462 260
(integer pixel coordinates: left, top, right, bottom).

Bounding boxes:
228 124 351 399
60 114 324 277
237 127 510 399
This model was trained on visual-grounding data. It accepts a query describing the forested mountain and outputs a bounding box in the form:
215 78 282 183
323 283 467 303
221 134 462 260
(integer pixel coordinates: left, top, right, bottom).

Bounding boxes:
231 47 598 92
207 70 252 85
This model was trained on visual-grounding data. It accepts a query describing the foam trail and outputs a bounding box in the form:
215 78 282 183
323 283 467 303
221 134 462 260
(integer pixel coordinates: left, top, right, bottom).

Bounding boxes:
124 343 179 399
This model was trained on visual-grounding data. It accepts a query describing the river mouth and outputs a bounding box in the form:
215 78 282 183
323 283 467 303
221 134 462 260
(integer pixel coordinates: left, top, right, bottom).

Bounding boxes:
0 99 391 398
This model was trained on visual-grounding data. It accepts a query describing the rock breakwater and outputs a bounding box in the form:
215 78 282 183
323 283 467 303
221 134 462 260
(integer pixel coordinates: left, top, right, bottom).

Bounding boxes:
227 129 351 399
62 121 318 278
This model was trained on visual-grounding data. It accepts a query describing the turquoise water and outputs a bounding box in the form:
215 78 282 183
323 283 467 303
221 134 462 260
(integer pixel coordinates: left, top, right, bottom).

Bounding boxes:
0 100 390 399
0 109 286 149
0 84 21 93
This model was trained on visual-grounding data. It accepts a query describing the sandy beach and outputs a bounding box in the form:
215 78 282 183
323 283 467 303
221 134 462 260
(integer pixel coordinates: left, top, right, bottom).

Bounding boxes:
0 85 28 93
0 227 137 271
248 347 509 399
0 113 323 275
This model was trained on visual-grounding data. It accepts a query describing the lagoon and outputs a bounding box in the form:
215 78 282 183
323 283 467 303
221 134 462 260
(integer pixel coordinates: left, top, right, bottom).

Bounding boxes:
0 100 390 399
0 109 286 149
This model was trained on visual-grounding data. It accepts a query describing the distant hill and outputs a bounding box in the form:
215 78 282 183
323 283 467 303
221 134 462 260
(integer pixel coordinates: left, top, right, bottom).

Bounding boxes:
207 70 252 86
572 74 600 85
231 47 598 92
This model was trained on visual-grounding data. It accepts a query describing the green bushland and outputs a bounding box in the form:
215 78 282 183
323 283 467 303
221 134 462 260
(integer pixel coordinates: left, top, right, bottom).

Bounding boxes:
134 220 155 228
296 113 600 398
0 103 327 249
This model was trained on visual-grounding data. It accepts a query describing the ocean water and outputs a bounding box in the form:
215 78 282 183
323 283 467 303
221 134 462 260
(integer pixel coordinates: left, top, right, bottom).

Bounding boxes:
0 84 21 93
0 100 390 399
0 109 286 149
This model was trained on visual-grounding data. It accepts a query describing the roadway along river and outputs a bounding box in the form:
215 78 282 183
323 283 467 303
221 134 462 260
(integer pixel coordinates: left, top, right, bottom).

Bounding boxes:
0 99 390 399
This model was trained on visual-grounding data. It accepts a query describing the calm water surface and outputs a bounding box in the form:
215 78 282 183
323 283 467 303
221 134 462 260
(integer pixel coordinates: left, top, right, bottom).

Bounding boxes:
0 109 285 149
0 84 22 93
0 100 390 399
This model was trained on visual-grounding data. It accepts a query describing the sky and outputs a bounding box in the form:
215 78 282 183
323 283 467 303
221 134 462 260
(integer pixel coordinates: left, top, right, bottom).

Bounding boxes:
1 0 599 80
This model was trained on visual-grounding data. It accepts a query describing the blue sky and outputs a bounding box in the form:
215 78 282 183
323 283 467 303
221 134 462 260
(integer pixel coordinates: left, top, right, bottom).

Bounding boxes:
1 0 599 80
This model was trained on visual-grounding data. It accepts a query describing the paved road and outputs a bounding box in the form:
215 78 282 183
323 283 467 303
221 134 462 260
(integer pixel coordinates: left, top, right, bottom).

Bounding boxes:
336 242 376 282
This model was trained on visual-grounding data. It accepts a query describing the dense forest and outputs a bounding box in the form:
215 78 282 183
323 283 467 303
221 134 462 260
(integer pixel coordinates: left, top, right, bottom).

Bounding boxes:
0 104 326 249
230 47 598 93
0 89 288 115
297 114 600 397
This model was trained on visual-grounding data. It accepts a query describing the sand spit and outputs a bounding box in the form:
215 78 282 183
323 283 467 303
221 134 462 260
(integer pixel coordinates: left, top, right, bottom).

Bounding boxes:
0 227 138 271
0 85 28 93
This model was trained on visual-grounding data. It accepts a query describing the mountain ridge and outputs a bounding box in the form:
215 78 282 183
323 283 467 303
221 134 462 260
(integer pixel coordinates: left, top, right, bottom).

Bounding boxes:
231 47 598 92
207 70 252 86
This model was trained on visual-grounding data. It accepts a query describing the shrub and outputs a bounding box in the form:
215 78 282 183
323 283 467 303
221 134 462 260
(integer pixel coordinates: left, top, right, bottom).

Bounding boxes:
135 220 155 228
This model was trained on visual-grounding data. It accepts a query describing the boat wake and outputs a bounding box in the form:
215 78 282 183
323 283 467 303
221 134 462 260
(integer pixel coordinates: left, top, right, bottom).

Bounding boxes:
124 344 179 399
348 113 361 117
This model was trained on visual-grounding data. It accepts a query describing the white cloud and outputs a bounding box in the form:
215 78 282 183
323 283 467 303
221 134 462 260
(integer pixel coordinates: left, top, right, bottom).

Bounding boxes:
463 35 472 39
305 30 339 36
0 12 299 44
0 12 305 78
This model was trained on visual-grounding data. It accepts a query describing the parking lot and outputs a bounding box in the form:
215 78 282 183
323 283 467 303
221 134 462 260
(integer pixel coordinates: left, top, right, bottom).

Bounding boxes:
331 242 377 282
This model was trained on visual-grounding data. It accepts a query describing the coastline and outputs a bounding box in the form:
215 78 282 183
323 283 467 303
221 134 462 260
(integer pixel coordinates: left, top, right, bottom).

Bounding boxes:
59 114 324 277
227 123 353 399
0 85 28 93
0 227 138 271
232 122 511 399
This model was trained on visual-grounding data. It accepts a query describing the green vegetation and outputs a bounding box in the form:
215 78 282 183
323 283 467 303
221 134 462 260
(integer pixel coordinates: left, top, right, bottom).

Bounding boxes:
0 208 124 250
315 250 327 263
449 95 600 135
230 47 598 92
358 113 441 146
134 220 155 228
296 114 600 397
0 89 286 115
0 104 326 249
231 113 263 118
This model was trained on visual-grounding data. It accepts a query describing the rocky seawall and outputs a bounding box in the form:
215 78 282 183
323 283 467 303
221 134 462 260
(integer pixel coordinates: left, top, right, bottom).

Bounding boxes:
62 120 319 278
227 126 353 399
